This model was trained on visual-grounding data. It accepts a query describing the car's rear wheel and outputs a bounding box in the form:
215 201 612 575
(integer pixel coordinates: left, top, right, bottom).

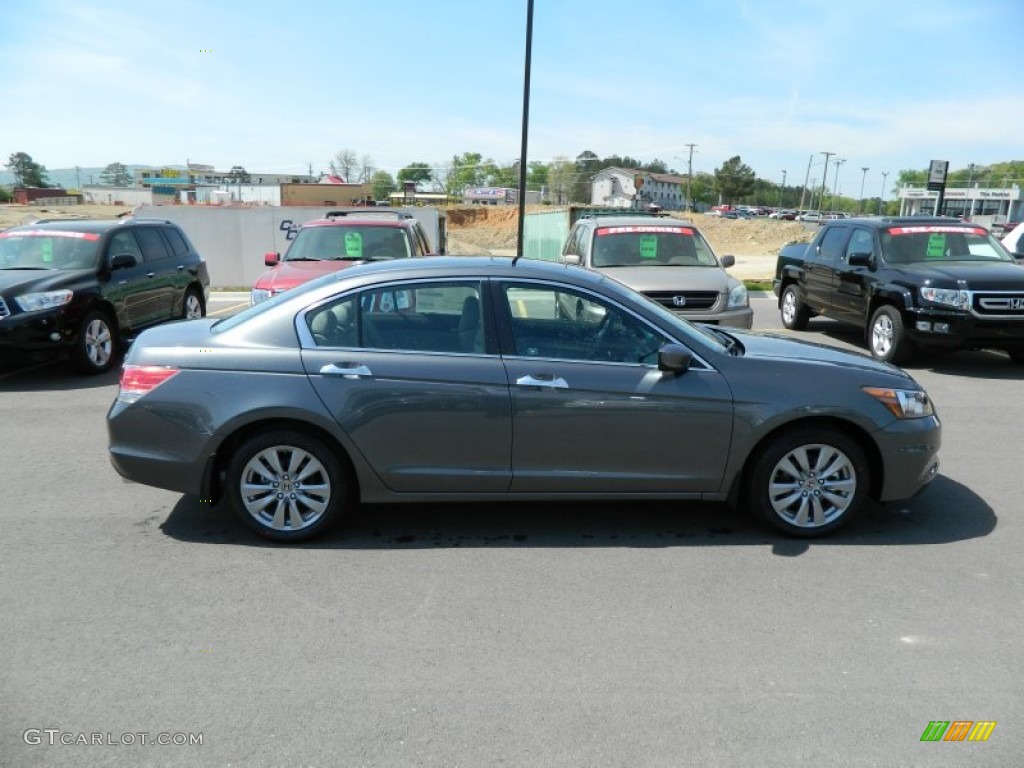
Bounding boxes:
182 287 205 320
868 305 912 364
227 430 347 542
73 310 118 374
746 427 869 537
780 284 810 330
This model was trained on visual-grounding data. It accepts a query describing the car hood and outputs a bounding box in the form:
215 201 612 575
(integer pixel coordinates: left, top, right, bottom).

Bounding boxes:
254 260 360 292
893 260 1024 290
0 267 93 294
728 329 916 382
593 265 733 292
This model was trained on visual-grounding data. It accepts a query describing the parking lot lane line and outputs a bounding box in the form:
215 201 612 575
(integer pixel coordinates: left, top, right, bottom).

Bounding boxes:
207 302 250 317
0 360 61 381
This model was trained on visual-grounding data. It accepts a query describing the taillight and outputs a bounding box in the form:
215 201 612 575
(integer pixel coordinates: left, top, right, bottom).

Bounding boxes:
118 365 179 402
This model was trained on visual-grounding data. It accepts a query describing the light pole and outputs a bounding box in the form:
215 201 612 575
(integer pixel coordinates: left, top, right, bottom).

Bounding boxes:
859 167 869 213
780 169 787 210
818 151 835 212
878 171 889 215
831 159 847 211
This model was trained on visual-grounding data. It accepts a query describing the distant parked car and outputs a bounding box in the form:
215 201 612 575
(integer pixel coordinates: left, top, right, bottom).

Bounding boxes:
0 217 209 373
108 256 941 542
250 210 440 305
798 211 822 223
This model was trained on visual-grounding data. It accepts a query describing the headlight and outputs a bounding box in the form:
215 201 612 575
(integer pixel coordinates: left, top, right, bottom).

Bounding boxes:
250 288 272 305
727 282 748 308
14 289 74 312
862 386 935 419
920 286 968 309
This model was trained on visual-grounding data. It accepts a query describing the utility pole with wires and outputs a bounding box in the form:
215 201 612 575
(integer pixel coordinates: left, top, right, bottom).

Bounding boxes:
818 151 835 212
798 154 813 212
684 143 697 211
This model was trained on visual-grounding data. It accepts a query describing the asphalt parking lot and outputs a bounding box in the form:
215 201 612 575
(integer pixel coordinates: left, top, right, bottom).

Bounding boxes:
1 295 1020 767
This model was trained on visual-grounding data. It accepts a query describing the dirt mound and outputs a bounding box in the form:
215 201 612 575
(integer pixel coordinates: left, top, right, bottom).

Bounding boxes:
1 203 133 230
445 205 813 257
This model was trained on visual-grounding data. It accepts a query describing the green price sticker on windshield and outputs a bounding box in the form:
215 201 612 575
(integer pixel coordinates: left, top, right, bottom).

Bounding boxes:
344 232 363 257
925 234 946 259
41 240 53 263
640 234 658 259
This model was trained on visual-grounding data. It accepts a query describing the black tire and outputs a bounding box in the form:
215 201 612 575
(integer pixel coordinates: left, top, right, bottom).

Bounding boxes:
72 309 119 374
746 426 870 538
181 287 205 320
868 305 913 364
226 430 347 542
780 284 810 330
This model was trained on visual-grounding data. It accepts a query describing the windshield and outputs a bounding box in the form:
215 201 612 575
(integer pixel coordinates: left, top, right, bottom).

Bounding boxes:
0 230 101 269
284 225 411 262
590 225 720 268
881 225 1013 264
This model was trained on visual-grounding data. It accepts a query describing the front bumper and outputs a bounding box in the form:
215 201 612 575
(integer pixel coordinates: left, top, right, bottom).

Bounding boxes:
0 306 79 353
904 307 1024 351
875 414 942 502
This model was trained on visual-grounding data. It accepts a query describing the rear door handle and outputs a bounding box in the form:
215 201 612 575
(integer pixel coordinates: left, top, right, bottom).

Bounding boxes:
145 272 155 278
515 374 568 389
320 363 372 378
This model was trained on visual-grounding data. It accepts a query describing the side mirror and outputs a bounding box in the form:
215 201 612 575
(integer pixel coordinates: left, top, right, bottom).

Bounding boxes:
264 252 280 266
110 253 138 270
657 343 693 374
720 254 736 268
848 252 873 267
563 253 582 266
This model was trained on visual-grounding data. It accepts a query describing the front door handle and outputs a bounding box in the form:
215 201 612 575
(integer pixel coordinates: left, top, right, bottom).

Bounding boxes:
515 374 569 389
145 272 155 278
320 363 372 378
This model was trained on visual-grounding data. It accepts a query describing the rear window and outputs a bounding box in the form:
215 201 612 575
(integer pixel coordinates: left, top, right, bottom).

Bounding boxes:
0 229 102 269
882 225 1012 263
285 225 411 262
591 226 719 267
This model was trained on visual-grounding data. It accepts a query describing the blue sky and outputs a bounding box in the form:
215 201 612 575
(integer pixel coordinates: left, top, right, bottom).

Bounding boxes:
2 0 1021 194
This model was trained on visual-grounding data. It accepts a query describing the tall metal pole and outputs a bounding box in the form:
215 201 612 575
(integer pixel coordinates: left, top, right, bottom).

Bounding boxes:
859 167 869 213
798 154 813 212
831 158 845 213
685 143 696 211
514 0 534 263
878 171 889 215
819 151 835 212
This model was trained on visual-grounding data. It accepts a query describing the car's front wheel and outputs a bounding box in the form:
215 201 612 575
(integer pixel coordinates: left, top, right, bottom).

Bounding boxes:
73 309 118 374
226 430 348 542
746 427 869 537
868 305 912 364
182 287 205 320
780 284 810 330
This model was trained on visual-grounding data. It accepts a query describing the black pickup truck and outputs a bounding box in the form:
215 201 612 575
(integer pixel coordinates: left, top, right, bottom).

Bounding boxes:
773 216 1024 364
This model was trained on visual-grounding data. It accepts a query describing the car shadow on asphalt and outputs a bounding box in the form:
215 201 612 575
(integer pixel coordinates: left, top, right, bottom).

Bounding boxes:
0 359 121 391
159 474 994 557
805 319 1024 380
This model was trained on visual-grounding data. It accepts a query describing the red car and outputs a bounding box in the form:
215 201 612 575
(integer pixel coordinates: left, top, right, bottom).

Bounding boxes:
250 210 440 304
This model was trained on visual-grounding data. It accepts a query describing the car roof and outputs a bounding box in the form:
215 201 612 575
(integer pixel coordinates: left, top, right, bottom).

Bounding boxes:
841 216 980 230
302 209 419 229
6 217 178 234
582 214 696 228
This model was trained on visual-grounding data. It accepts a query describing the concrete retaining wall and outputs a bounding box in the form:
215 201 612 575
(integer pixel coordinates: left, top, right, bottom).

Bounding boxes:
136 205 442 288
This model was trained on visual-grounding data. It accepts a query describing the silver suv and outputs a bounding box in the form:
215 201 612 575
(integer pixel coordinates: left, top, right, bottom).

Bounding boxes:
560 213 752 327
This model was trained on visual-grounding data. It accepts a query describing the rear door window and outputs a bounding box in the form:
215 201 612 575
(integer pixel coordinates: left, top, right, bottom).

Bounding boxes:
134 227 172 262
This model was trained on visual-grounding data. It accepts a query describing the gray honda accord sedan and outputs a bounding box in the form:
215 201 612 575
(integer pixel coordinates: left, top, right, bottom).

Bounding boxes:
108 256 941 542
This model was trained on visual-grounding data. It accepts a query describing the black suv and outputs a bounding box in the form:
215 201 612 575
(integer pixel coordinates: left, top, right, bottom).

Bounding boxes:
0 218 210 373
774 216 1024 363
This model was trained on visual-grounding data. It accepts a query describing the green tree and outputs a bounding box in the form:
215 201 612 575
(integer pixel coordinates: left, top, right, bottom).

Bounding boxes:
445 152 486 193
397 162 433 185
0 185 12 203
688 172 716 208
99 162 132 186
527 161 548 191
548 156 576 205
370 170 396 201
6 152 50 187
714 156 756 205
228 165 251 184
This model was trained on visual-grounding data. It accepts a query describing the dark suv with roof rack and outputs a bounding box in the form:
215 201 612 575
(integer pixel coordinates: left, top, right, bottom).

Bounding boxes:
0 218 209 373
250 209 441 305
774 216 1024 363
